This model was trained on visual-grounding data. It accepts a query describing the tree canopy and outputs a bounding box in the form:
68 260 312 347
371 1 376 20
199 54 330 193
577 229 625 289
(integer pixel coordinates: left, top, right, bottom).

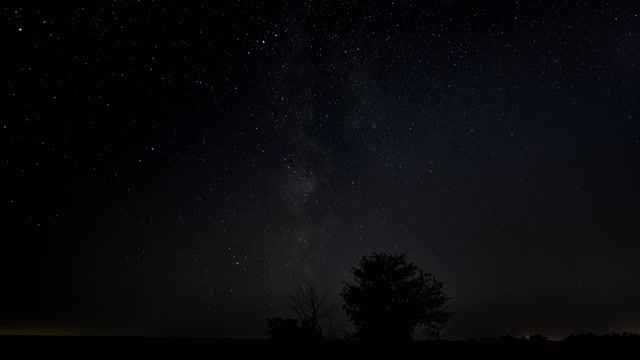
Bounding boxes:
341 252 452 341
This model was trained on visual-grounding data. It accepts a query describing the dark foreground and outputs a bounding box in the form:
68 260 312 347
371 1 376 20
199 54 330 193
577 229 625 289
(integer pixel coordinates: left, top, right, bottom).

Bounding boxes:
2 335 639 356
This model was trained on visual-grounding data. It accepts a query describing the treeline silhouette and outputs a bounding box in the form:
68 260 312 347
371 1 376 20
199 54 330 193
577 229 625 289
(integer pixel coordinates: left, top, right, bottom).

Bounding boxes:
267 252 452 341
2 252 636 355
261 251 640 355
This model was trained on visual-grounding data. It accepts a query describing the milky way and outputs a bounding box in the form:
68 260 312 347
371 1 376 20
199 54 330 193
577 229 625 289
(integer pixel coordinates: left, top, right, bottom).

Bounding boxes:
3 1 640 339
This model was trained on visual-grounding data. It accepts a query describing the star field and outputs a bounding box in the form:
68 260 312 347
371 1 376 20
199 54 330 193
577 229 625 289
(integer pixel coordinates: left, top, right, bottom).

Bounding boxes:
2 1 640 338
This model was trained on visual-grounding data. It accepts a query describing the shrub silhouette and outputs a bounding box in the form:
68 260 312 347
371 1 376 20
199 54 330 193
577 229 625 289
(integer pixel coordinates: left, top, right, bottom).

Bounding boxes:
266 317 303 339
341 252 452 341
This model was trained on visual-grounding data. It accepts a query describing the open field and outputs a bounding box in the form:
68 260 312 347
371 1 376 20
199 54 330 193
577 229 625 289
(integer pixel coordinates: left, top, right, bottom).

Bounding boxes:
2 335 639 356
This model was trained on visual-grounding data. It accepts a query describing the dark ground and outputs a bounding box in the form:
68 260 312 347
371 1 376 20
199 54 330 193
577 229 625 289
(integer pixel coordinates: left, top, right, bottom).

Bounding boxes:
2 335 639 356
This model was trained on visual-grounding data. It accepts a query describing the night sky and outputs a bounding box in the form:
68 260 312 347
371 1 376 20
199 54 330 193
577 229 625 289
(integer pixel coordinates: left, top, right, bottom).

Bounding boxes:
3 0 640 339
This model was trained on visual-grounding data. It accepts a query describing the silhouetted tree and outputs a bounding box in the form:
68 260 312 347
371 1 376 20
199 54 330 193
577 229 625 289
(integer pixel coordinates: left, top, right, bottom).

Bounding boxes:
266 280 333 339
289 280 334 338
341 252 452 341
421 327 442 340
